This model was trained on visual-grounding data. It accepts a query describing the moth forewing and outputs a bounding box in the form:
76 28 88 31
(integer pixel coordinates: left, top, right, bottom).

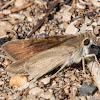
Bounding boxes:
6 45 79 81
6 56 30 75
1 35 77 61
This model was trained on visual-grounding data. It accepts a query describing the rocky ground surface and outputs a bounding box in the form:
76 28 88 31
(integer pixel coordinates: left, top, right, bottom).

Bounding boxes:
0 0 100 100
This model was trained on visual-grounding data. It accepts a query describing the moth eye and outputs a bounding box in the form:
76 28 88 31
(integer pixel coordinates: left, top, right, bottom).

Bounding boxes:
84 39 90 46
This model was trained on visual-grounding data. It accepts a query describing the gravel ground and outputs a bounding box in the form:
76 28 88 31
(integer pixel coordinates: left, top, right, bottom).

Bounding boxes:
0 0 100 100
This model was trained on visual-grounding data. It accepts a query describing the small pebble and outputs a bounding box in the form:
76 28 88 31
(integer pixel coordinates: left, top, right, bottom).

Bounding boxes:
1 93 8 99
85 17 91 24
65 24 79 35
10 75 28 86
40 77 50 85
78 82 97 96
29 82 36 89
51 81 57 88
29 87 43 95
62 11 72 22
0 21 13 38
97 19 100 25
92 0 100 7
76 3 86 9
3 60 10 66
0 96 4 100
50 96 56 100
88 96 100 100
74 96 87 100
15 95 22 100
72 87 78 97
9 14 25 20
22 82 30 89
13 93 21 100
94 26 100 35
27 16 33 22
35 32 49 38
64 87 70 94
14 0 27 7
40 91 53 99
0 81 4 85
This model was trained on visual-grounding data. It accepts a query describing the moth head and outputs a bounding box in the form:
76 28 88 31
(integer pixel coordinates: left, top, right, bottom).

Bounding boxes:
82 38 93 47
81 32 98 47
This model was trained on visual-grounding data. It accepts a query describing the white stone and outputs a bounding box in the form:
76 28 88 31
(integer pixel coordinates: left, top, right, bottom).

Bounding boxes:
97 20 100 25
14 0 27 7
72 87 78 97
51 81 57 87
9 14 25 20
0 81 4 85
92 0 100 7
65 24 79 35
22 82 30 89
40 26 46 32
13 93 20 99
40 77 50 85
85 17 91 24
29 87 43 95
64 87 70 94
0 21 13 38
62 11 72 22
40 92 53 99
76 3 86 9
80 24 87 33
27 16 33 22
50 96 56 100
29 83 36 89
92 22 97 26
34 0 46 5
87 26 93 31
48 89 53 94
0 96 4 99
3 10 11 14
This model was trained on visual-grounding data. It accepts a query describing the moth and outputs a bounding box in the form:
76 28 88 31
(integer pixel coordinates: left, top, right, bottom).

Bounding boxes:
1 32 99 81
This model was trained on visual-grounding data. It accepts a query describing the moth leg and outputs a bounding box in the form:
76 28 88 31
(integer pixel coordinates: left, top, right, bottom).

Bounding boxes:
82 57 87 78
82 54 100 81
51 62 68 78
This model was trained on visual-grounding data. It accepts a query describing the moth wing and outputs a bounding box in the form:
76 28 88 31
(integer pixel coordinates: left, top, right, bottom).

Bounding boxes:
6 46 75 80
1 39 33 61
1 35 76 61
25 46 75 80
6 57 30 75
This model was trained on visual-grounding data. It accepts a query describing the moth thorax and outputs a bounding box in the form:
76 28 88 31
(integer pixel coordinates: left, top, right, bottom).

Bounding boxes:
82 38 92 57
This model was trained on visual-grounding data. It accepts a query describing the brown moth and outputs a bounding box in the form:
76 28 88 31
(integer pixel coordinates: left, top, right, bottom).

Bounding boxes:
1 32 99 81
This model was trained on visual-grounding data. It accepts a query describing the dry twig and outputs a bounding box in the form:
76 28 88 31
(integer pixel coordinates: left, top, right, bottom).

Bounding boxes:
27 0 60 38
1 0 15 10
0 1 34 15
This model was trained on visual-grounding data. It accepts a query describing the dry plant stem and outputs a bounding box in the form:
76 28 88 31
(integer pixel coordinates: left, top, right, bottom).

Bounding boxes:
11 2 34 13
27 0 60 38
72 0 76 8
51 60 70 78
0 1 34 15
1 0 15 10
